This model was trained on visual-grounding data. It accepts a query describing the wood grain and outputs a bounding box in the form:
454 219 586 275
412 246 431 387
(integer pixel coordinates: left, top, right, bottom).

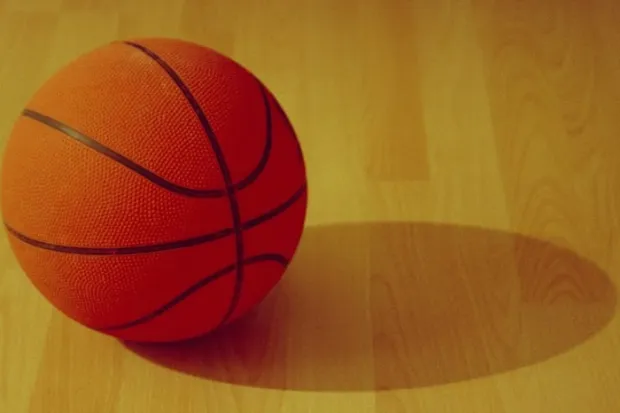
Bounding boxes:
0 0 619 412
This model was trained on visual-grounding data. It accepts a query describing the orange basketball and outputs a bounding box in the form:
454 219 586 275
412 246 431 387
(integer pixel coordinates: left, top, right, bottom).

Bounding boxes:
0 38 308 343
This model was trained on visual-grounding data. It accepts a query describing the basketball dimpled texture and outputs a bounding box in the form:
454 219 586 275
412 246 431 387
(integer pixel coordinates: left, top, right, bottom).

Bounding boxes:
0 38 308 342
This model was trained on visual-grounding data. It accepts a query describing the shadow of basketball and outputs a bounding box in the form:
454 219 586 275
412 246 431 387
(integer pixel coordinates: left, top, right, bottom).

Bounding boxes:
124 221 617 391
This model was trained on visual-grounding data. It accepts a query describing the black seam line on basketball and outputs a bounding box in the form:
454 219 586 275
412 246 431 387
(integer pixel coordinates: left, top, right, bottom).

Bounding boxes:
94 253 289 332
234 83 273 190
271 97 304 162
122 41 244 327
20 103 271 197
3 183 306 256
21 109 222 197
241 184 306 230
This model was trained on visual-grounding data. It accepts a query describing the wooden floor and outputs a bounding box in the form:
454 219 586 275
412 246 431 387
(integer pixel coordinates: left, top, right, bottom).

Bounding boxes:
1 0 620 412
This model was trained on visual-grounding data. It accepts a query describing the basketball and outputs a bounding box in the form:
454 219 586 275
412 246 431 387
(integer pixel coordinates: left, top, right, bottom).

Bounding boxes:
0 38 308 343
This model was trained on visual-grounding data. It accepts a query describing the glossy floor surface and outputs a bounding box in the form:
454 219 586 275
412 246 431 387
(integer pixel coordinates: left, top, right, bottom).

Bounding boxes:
1 1 619 412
